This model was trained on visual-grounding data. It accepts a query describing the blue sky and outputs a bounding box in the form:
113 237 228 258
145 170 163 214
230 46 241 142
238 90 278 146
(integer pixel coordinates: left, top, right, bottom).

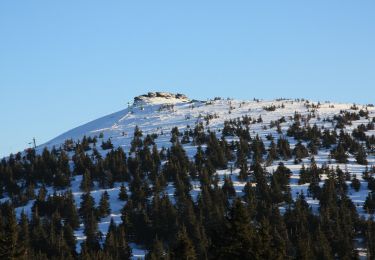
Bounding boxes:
0 1 374 157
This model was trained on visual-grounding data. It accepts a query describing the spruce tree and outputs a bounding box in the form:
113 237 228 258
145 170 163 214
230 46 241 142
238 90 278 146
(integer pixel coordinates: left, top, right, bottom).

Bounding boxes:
219 199 255 259
104 220 131 259
0 203 23 259
117 225 132 260
331 143 348 163
63 223 77 256
364 192 375 214
266 140 278 165
298 164 309 184
356 146 368 165
277 137 292 160
63 192 80 229
18 211 30 258
80 169 93 192
171 226 196 260
146 236 168 260
366 219 375 260
351 175 361 192
238 161 249 181
98 191 111 218
222 175 236 198
118 184 128 201
103 219 116 255
293 141 309 163
101 138 114 150
312 227 333 259
79 192 100 252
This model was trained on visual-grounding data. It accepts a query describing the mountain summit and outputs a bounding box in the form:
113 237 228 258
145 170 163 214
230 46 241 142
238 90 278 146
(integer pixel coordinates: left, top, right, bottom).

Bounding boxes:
133 92 190 105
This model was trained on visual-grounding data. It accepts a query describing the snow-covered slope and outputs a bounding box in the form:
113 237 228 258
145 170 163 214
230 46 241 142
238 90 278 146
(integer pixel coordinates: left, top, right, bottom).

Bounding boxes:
15 92 375 258
39 93 375 210
42 92 192 150
42 94 371 153
42 94 373 160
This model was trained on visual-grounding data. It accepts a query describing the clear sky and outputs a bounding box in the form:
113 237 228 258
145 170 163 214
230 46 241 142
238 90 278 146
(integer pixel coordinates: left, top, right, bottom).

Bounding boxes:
0 1 374 157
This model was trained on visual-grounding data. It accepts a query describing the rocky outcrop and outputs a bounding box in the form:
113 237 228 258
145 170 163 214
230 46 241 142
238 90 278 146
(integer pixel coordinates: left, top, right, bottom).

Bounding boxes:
134 92 190 105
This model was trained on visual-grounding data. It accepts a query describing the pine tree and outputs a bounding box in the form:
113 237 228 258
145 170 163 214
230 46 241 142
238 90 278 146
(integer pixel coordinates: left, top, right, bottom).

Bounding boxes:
251 135 266 163
146 236 168 260
117 225 132 259
366 219 375 260
298 164 309 184
222 175 236 198
266 140 278 165
270 175 284 204
242 182 256 217
29 206 47 254
238 161 249 181
103 219 116 255
152 144 161 165
0 203 23 259
356 146 368 165
79 192 100 252
219 199 255 259
306 159 322 199
119 184 128 201
98 191 111 218
322 129 337 148
171 226 196 260
351 175 361 192
130 126 143 152
308 139 320 155
37 185 47 202
313 227 333 259
63 223 77 256
272 162 291 191
194 145 205 173
364 192 375 214
81 211 100 253
103 220 131 259
80 169 93 192
64 190 80 229
293 141 309 163
18 211 30 258
79 192 96 222
101 138 114 150
331 143 348 163
277 137 292 160
256 218 278 259
206 132 227 169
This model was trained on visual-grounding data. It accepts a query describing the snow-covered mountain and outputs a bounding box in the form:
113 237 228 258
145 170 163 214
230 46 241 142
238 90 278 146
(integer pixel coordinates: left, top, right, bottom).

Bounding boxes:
7 92 375 258
42 92 374 156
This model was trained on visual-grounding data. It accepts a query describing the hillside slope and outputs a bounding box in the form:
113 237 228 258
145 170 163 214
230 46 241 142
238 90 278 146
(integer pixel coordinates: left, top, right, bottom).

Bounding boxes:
2 92 375 259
